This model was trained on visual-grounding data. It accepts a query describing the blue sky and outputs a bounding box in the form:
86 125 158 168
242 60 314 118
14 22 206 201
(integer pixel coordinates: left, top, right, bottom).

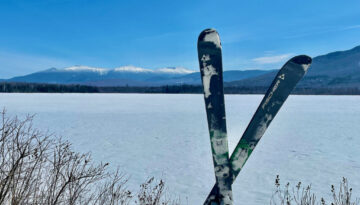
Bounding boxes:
1 0 360 78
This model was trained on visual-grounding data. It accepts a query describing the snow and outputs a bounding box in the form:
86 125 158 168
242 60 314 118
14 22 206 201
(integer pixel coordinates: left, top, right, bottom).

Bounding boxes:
114 66 195 74
114 65 151 73
155 67 195 74
1 94 360 204
63 65 109 74
59 65 195 74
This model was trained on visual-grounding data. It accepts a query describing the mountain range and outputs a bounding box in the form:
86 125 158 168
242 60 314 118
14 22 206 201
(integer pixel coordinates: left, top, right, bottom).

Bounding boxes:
3 45 360 88
5 65 273 86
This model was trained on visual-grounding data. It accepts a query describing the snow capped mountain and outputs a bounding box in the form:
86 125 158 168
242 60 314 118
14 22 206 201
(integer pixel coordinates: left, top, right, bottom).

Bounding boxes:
114 66 150 73
55 65 196 75
155 67 195 74
5 62 275 86
7 65 199 86
63 65 109 75
5 45 360 88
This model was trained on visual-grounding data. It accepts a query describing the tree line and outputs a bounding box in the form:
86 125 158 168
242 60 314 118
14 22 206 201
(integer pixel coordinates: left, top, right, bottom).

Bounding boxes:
1 82 360 95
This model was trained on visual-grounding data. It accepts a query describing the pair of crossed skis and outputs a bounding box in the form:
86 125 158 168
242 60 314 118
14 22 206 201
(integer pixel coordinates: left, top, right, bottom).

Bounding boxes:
197 29 313 205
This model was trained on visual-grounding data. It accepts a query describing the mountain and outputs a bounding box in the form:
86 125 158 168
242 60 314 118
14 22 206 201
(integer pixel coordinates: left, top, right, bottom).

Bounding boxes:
7 66 196 86
227 45 360 88
302 45 360 87
137 69 274 86
5 45 360 88
6 65 273 86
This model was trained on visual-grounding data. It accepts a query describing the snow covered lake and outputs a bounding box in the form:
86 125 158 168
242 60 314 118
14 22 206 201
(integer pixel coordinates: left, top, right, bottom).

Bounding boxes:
0 93 359 204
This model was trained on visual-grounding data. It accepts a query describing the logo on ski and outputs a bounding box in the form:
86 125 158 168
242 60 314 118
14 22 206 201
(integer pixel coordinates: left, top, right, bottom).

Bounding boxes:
279 74 285 80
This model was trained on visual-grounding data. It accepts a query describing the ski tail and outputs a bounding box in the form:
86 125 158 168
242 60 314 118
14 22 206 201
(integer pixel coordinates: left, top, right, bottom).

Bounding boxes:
204 55 312 204
198 28 233 205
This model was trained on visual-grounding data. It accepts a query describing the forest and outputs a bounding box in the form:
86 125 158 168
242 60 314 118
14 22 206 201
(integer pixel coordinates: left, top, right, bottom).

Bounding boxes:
1 82 360 95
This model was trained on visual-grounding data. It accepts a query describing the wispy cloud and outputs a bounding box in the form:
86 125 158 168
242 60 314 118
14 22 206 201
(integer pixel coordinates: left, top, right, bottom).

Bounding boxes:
252 54 292 64
284 24 360 39
344 25 360 30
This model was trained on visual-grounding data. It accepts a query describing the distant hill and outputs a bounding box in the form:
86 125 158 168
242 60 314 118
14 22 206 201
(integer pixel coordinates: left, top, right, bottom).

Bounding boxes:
228 45 360 88
5 65 273 86
302 45 360 87
4 45 360 90
135 69 274 86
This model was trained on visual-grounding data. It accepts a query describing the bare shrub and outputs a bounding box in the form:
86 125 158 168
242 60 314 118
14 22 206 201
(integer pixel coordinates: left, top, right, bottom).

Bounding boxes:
0 110 180 204
270 175 359 205
330 177 359 205
135 177 180 205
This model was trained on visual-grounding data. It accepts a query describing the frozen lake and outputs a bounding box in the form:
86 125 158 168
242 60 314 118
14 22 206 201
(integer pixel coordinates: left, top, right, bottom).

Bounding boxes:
0 93 360 204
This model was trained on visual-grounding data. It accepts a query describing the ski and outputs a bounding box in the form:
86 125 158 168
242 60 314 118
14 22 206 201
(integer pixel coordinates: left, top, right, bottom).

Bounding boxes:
198 28 233 205
204 55 312 204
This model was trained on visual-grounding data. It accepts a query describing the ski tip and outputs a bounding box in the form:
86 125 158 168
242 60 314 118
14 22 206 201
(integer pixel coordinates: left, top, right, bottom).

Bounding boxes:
198 28 221 49
290 55 312 72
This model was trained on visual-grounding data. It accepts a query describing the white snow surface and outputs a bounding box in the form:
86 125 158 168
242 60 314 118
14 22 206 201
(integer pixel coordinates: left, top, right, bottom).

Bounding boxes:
1 94 360 204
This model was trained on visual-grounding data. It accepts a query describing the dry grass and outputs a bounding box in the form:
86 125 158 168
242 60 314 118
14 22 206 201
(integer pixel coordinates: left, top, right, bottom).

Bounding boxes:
270 175 359 205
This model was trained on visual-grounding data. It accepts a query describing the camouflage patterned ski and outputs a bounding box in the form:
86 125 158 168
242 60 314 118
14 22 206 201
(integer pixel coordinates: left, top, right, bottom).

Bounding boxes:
198 29 233 205
204 55 312 204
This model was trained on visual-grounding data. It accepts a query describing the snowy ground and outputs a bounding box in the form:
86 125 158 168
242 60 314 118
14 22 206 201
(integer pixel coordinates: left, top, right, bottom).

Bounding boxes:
0 93 359 204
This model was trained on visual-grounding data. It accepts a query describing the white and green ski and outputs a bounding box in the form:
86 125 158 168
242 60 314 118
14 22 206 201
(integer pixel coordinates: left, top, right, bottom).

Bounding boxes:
198 28 233 205
203 54 312 204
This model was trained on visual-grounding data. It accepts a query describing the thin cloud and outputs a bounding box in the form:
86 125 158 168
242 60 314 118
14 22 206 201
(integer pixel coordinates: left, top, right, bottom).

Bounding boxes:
344 25 360 30
285 24 360 39
252 54 292 64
